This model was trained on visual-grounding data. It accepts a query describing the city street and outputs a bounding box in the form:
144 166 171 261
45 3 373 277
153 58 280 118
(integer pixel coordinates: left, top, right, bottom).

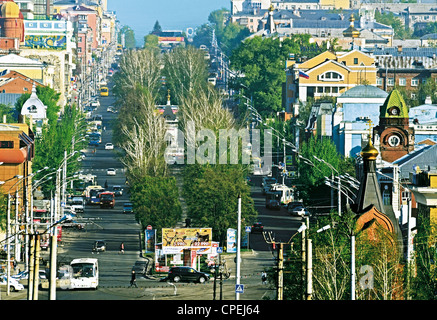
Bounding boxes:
1 80 302 301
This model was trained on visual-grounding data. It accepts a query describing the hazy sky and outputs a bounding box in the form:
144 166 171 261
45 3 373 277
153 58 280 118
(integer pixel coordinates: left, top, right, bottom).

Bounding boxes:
108 0 230 44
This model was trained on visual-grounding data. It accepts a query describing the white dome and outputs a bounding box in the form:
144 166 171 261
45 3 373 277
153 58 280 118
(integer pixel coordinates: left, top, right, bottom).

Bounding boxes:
21 85 47 120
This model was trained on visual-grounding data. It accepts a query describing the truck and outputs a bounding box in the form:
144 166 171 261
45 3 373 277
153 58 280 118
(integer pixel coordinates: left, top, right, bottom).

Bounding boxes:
71 197 85 213
84 185 104 204
99 192 115 209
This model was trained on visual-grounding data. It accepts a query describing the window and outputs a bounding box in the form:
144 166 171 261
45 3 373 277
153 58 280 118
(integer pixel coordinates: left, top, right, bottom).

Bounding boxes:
399 78 406 86
377 77 383 86
388 78 394 86
411 78 419 86
354 58 358 65
319 71 343 81
0 141 14 148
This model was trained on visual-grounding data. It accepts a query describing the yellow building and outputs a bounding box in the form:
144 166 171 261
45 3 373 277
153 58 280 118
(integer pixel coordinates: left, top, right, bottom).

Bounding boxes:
320 0 350 9
285 49 377 114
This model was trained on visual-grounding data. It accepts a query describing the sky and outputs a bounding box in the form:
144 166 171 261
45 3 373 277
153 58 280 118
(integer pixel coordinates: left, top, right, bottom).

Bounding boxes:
108 0 231 44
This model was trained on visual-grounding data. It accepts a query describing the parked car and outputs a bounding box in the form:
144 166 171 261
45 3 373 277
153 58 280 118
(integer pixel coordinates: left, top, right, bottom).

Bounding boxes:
112 185 123 196
0 275 25 291
12 270 47 281
287 201 304 213
132 260 148 276
105 143 114 150
167 266 209 283
92 240 106 252
251 222 264 233
106 168 116 176
123 202 133 214
291 206 310 217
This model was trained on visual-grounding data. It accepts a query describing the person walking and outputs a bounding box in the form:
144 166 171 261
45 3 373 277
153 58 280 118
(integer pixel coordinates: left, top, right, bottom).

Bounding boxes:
119 242 124 254
129 270 138 288
261 271 267 285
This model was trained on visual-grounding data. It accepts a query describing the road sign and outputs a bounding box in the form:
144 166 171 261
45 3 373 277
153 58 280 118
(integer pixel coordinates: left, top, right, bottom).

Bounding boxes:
245 226 252 233
217 247 223 253
235 284 244 294
146 225 152 230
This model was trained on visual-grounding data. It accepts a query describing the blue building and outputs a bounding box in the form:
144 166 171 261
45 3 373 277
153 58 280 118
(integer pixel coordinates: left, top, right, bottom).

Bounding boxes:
333 85 388 158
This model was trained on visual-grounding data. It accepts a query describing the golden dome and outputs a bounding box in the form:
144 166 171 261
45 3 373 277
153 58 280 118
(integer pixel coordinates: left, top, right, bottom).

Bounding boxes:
1 1 20 19
361 138 379 161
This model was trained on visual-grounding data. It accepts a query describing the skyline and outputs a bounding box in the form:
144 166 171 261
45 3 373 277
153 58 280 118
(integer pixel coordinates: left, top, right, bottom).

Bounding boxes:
108 0 231 44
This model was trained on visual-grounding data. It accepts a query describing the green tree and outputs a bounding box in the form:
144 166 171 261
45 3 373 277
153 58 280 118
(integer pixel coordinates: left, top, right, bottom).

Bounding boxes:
183 164 256 243
375 11 412 39
119 25 136 49
0 104 15 122
143 34 159 51
130 175 182 236
230 35 318 115
151 20 162 35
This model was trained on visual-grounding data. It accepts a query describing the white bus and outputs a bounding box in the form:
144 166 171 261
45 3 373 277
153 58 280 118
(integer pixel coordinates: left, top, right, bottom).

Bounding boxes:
70 258 99 289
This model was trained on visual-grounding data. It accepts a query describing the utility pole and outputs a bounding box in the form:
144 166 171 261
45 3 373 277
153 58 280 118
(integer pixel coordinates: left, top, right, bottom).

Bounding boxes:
27 234 35 300
263 223 307 300
306 238 313 300
235 195 242 300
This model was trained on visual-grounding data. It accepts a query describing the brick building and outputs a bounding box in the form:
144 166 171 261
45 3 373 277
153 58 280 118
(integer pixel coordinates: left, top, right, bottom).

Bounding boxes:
0 70 43 94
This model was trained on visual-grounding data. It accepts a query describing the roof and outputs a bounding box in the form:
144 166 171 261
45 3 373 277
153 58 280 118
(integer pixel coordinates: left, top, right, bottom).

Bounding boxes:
380 89 409 118
0 54 44 67
340 85 388 99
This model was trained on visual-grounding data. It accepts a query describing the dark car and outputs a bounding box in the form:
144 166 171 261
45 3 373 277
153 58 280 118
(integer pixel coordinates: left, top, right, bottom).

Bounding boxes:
266 199 281 210
132 260 149 276
167 266 209 283
252 222 264 233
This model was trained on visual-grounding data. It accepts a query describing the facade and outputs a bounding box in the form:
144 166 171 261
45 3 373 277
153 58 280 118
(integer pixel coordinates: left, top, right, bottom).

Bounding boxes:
285 49 377 110
374 89 415 164
333 85 388 158
21 18 76 107
0 0 25 44
0 70 43 94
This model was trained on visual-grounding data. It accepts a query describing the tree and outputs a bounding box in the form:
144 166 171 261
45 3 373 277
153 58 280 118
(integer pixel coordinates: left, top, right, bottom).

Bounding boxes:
143 34 160 52
151 20 162 35
119 25 136 49
130 175 182 236
112 48 162 101
162 45 209 105
183 164 256 243
230 35 318 115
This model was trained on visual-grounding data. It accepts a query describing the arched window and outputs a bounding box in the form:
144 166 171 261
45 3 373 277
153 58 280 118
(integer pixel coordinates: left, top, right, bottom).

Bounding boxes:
319 71 343 81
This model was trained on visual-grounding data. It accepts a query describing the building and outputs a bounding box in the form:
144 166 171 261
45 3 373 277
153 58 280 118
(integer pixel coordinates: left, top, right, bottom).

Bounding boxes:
353 137 404 258
0 70 43 94
285 49 378 110
373 89 415 164
21 18 76 107
0 0 25 44
333 84 388 158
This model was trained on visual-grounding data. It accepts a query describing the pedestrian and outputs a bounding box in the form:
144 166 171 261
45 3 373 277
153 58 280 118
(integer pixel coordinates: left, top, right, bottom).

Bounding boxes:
129 270 138 288
119 242 124 254
104 180 108 189
261 271 267 285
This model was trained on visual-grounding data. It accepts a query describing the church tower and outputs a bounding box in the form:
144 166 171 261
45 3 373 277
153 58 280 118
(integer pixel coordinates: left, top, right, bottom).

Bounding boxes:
0 0 24 43
374 89 414 163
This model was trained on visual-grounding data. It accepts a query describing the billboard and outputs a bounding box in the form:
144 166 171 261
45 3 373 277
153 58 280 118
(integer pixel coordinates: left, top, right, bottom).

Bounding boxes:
162 228 212 254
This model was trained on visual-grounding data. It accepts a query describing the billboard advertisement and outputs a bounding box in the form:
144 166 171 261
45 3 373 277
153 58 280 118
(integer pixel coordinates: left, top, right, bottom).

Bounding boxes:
162 228 212 254
227 228 237 253
145 229 155 253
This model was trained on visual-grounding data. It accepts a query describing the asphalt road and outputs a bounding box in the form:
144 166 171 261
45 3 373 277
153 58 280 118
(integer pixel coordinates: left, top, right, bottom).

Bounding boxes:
2 80 303 301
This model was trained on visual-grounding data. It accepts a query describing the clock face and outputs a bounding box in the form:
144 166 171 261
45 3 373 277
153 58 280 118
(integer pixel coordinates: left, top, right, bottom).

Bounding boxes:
389 106 400 116
388 135 401 147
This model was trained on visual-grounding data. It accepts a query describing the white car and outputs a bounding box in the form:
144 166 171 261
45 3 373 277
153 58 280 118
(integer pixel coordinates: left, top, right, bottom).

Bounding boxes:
0 275 25 292
107 168 116 176
105 143 114 150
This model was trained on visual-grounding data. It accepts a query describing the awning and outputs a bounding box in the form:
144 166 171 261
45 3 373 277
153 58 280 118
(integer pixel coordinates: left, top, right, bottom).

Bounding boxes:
0 148 27 163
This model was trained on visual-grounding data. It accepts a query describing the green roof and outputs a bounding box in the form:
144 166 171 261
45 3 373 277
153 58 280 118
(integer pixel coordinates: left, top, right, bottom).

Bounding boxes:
380 89 408 118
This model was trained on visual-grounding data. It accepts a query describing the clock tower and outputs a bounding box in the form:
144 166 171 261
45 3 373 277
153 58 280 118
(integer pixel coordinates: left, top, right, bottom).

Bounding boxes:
373 89 414 163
